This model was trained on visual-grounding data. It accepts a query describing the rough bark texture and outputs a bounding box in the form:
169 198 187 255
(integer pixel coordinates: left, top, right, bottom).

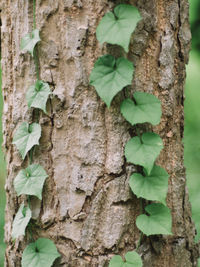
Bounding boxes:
1 0 199 266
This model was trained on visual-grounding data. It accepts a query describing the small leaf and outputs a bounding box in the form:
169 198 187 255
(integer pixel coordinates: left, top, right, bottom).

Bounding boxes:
120 92 162 126
90 55 133 107
96 4 141 52
21 29 41 56
14 164 48 200
26 80 51 113
109 255 124 267
13 122 41 160
22 238 60 267
125 132 163 175
11 204 31 240
136 203 172 236
129 165 169 205
124 251 142 267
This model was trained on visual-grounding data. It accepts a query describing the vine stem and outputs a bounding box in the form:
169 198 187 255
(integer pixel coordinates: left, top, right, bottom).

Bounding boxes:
135 126 143 144
136 198 143 249
33 0 36 30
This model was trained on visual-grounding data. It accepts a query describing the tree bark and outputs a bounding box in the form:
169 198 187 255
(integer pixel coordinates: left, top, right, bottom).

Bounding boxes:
1 0 199 266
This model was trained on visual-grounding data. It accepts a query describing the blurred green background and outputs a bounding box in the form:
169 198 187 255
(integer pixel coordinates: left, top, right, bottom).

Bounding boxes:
0 0 200 265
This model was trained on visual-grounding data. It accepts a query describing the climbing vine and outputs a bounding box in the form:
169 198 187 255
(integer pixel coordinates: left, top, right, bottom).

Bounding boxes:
11 0 60 266
90 4 172 266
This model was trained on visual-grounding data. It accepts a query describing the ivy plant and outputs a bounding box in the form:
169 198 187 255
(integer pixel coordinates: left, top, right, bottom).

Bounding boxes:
21 29 41 56
21 238 60 267
12 122 41 160
12 0 60 266
96 4 141 52
26 80 51 114
14 164 48 200
136 203 172 236
125 132 163 175
91 3 173 266
90 55 133 107
11 204 32 240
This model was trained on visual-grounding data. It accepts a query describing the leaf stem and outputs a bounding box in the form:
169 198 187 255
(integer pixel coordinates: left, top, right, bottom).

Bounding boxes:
136 126 142 143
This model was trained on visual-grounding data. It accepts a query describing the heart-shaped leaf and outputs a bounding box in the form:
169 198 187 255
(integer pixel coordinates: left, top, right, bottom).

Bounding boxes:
109 255 124 267
120 92 162 126
21 29 41 56
109 251 142 267
26 80 51 113
13 122 41 160
125 132 163 175
136 203 172 236
22 238 60 267
96 4 141 52
129 165 169 205
90 55 133 107
14 164 48 200
11 204 31 240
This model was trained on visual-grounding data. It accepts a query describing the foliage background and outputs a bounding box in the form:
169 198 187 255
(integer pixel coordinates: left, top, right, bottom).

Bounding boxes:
0 0 200 265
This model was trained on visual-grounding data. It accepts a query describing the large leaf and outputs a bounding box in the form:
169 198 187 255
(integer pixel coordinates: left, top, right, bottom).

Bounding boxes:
125 132 163 175
11 204 31 240
22 238 60 267
13 122 41 160
136 203 172 236
90 55 133 107
14 164 48 200
21 29 41 56
96 4 141 52
109 251 142 267
120 92 162 126
129 165 169 205
26 80 51 113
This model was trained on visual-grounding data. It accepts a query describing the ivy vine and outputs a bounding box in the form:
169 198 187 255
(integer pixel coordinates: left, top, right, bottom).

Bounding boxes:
11 0 60 266
90 4 172 266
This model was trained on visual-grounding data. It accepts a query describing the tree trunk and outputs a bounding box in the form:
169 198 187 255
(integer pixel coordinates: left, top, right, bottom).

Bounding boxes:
1 0 199 266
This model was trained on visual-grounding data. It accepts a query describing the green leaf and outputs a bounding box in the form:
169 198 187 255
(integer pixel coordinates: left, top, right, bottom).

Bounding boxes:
96 4 141 52
109 252 142 267
14 164 48 200
21 29 41 56
11 204 31 240
90 55 133 107
120 92 162 126
129 165 169 205
26 80 51 113
124 251 143 267
125 132 163 175
109 255 124 267
13 122 41 160
136 203 172 236
22 238 60 267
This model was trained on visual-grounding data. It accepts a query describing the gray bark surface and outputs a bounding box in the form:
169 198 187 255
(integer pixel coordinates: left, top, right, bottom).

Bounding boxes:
1 0 199 266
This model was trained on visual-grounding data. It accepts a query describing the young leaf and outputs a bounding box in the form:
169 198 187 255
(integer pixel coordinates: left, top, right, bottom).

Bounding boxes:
90 55 133 107
129 165 169 205
22 238 60 267
125 132 163 175
120 92 162 126
26 80 51 113
21 29 41 56
96 4 141 52
109 255 124 267
124 251 142 267
109 252 142 267
12 122 41 160
136 203 172 236
11 204 31 240
14 164 48 200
